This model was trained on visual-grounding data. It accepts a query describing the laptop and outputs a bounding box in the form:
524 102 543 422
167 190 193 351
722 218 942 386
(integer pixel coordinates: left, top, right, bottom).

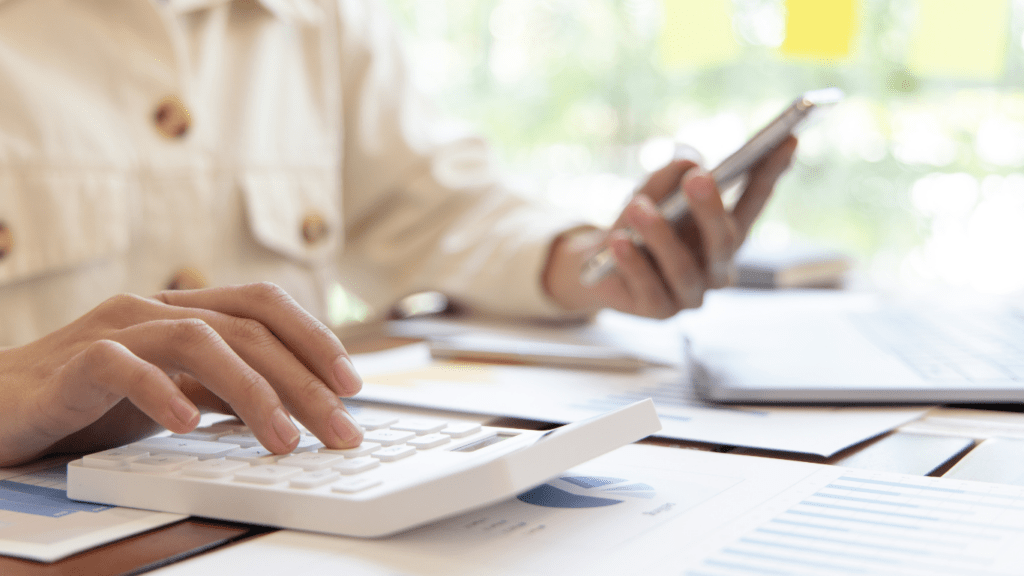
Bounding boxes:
686 290 1024 404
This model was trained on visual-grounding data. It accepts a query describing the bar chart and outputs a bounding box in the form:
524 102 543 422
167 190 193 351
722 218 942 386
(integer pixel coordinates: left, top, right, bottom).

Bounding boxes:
687 473 1024 576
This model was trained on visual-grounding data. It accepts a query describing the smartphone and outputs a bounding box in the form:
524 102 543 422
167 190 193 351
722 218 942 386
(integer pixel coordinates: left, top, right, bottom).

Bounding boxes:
580 87 844 287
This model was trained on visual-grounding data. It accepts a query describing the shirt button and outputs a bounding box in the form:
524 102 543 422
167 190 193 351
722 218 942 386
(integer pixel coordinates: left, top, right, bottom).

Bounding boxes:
153 96 191 139
0 222 12 260
166 267 208 291
301 212 328 245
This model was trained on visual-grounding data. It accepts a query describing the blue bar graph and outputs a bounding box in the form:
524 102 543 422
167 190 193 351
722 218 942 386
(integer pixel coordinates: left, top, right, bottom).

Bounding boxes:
0 480 111 518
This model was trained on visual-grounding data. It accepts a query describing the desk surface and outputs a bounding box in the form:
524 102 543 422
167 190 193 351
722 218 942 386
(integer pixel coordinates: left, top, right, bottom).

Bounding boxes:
5 328 1024 574
0 519 266 576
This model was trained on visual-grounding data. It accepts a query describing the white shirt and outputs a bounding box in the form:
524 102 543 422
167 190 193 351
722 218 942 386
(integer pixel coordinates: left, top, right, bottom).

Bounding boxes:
0 0 580 346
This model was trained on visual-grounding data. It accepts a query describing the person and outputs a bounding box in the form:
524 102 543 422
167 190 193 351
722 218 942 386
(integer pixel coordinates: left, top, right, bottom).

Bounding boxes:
0 0 796 467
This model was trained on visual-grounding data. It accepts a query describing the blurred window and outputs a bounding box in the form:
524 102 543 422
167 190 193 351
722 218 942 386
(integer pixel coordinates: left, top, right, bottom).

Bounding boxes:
386 0 1024 294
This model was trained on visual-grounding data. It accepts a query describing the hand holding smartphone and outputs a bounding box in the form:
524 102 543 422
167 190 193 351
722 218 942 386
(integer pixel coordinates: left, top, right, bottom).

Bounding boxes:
579 88 843 287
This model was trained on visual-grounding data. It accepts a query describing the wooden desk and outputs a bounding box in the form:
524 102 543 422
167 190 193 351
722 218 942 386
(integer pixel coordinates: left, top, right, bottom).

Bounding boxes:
0 519 268 576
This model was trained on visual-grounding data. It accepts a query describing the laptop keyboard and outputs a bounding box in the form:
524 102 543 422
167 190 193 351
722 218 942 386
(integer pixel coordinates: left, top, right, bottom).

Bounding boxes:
850 306 1024 383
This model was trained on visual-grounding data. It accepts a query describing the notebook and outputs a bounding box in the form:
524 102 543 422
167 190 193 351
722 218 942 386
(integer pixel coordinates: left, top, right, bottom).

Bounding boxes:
687 290 1024 404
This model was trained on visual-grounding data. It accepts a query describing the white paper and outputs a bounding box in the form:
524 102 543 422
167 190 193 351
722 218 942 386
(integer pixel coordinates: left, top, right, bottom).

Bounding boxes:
150 444 1024 576
0 455 186 562
351 343 925 457
387 308 688 368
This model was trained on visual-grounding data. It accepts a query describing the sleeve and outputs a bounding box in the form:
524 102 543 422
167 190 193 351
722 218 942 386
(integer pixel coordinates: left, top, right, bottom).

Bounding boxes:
331 0 588 321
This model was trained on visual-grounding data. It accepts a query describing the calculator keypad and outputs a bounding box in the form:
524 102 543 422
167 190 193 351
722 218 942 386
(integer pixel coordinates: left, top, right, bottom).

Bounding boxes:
130 455 197 473
234 465 303 485
362 430 417 446
82 414 490 496
182 459 250 478
371 445 416 462
321 442 382 458
407 433 450 450
334 457 380 475
390 420 447 434
290 469 341 489
277 452 346 470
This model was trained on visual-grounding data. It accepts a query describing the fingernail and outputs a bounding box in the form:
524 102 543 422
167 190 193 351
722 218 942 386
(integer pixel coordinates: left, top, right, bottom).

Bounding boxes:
609 229 631 258
636 195 659 218
170 396 199 427
626 196 658 228
271 408 300 448
331 409 363 445
333 356 363 395
684 170 714 200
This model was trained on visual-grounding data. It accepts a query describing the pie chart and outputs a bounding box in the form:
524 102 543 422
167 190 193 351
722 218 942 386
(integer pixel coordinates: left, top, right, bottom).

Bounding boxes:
517 475 656 509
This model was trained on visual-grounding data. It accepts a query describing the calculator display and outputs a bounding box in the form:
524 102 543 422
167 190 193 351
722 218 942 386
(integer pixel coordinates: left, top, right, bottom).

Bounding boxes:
452 432 519 453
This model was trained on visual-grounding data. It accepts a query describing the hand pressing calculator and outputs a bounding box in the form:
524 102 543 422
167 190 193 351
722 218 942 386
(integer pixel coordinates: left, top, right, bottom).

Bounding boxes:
67 400 660 537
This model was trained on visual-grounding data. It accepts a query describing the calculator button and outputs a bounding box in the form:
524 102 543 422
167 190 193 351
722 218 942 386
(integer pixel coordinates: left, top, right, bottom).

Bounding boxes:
133 437 241 459
372 445 416 462
390 420 447 435
83 448 150 469
363 430 416 446
440 423 482 438
206 422 247 432
333 457 380 475
331 477 382 494
290 469 341 489
278 452 346 470
170 429 232 442
233 465 303 485
354 415 399 430
292 435 325 453
225 447 279 464
407 433 450 450
218 433 263 448
181 459 250 479
320 442 382 458
130 455 197 473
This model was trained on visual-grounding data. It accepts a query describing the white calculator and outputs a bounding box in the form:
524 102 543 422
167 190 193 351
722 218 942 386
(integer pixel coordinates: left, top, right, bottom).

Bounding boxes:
67 400 660 537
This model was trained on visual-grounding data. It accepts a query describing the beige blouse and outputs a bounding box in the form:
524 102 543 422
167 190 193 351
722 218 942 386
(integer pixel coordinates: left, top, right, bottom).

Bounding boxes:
0 0 580 346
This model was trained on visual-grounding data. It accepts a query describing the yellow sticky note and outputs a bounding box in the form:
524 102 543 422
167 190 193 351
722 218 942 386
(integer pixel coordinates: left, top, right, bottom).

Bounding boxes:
781 0 857 59
909 0 1009 80
660 0 740 68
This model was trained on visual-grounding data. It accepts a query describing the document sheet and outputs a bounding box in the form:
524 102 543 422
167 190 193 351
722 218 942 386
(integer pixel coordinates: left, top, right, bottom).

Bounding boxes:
0 455 185 562
150 444 1024 576
352 343 925 456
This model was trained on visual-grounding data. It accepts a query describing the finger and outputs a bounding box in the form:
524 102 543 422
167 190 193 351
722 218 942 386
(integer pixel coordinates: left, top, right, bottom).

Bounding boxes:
615 159 698 229
156 283 361 397
623 196 707 310
607 229 678 318
58 339 200 436
733 136 797 232
680 170 739 289
176 373 234 415
150 300 363 449
115 319 302 454
214 317 363 451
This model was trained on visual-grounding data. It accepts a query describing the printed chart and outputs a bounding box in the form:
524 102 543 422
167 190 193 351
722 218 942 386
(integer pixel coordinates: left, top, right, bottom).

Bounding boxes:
687 474 1024 576
0 456 184 562
518 476 657 509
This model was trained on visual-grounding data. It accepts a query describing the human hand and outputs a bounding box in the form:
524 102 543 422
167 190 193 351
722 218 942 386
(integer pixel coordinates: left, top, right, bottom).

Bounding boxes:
0 283 364 467
544 137 797 318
